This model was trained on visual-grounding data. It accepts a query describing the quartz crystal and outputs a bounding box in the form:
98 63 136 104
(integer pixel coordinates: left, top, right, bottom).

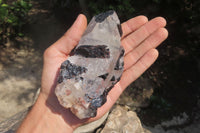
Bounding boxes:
55 10 124 119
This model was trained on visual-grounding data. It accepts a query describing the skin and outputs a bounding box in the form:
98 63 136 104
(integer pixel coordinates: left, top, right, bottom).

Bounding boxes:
17 14 168 133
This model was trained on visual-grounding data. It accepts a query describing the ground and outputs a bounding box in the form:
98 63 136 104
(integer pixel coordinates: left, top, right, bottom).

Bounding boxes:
0 0 66 121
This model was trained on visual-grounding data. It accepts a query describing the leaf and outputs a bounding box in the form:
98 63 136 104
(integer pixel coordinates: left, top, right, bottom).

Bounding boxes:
0 7 8 20
6 32 10 36
28 3 32 8
1 3 8 7
6 19 13 23
0 0 31 42
16 8 20 11
108 5 114 10
20 0 27 8
18 32 24 37
129 8 135 13
10 6 14 9
7 14 18 25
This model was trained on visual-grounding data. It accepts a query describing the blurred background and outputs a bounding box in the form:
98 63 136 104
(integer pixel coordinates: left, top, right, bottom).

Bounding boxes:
0 0 199 132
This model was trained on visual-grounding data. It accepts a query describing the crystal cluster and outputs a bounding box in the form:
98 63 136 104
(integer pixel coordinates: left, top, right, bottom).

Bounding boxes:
55 10 124 119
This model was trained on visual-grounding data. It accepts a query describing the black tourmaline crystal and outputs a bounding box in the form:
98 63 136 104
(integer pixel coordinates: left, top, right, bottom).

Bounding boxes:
55 10 124 119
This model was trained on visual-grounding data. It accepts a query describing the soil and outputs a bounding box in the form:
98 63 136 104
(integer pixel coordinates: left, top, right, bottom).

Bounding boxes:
0 0 71 122
0 45 42 121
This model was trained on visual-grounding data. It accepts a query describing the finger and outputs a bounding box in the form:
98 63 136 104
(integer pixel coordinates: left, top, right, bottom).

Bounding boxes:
122 17 166 54
95 49 159 119
121 16 148 38
52 14 87 55
94 84 123 120
124 28 168 70
119 49 159 90
97 49 159 113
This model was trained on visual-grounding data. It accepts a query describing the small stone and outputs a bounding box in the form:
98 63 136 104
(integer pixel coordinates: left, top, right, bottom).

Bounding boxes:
55 10 124 119
101 106 145 133
73 112 109 133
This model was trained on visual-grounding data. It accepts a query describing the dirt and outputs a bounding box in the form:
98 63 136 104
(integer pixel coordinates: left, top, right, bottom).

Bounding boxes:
0 44 42 122
0 0 71 122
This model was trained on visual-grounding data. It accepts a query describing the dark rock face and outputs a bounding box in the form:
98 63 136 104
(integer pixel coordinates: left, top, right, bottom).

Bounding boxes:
58 60 87 83
55 10 124 119
71 45 110 58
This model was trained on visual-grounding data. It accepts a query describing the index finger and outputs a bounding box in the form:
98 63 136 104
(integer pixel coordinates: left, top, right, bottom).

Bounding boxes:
121 16 148 38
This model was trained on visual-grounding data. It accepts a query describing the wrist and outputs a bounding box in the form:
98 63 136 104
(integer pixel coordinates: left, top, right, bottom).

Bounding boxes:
17 92 74 133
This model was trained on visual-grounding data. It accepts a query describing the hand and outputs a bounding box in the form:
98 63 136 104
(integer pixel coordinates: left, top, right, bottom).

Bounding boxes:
17 14 168 133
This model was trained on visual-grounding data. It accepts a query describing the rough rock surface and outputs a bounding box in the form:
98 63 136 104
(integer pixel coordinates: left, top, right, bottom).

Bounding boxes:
0 88 40 133
55 10 124 119
117 76 154 108
100 105 145 133
74 112 109 133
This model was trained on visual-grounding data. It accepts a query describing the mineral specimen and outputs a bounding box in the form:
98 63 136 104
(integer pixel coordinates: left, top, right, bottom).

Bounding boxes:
55 10 124 119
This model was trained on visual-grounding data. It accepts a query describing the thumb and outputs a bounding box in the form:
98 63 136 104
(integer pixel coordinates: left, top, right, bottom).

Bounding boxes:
53 14 87 54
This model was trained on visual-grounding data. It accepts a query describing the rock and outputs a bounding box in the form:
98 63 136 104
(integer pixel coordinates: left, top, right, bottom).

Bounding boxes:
55 10 124 119
117 76 154 108
0 88 40 133
100 105 145 133
0 107 31 133
74 112 109 133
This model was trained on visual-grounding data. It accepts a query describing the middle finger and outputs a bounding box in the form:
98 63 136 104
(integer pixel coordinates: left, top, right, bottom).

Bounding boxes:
121 17 166 54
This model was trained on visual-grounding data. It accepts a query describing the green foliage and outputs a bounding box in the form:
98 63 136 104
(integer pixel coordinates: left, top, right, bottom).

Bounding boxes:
87 0 135 20
0 0 32 45
86 0 195 22
50 0 79 9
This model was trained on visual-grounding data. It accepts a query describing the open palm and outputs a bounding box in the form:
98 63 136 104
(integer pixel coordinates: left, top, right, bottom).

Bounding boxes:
40 14 168 130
